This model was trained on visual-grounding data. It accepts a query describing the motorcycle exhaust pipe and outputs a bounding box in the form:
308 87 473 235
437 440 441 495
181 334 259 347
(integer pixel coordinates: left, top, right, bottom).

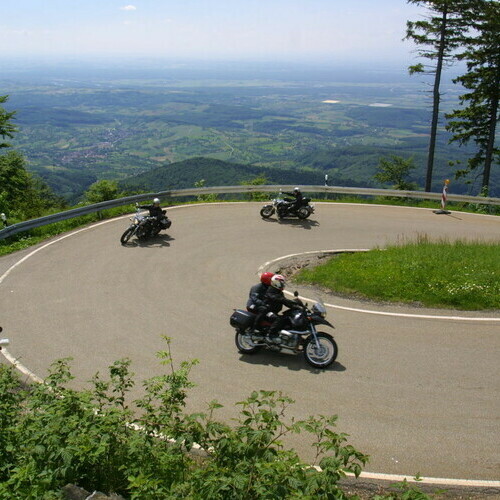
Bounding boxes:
279 330 294 342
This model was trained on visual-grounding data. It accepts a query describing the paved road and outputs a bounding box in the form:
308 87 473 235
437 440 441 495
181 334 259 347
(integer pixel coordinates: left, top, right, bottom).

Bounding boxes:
1 203 499 480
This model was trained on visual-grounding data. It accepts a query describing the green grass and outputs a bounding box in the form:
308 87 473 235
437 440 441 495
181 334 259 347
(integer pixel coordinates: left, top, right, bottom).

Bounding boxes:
0 206 134 257
294 237 500 310
322 196 500 215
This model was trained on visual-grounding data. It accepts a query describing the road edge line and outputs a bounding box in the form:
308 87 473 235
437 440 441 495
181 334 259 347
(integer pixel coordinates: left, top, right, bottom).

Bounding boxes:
258 250 500 322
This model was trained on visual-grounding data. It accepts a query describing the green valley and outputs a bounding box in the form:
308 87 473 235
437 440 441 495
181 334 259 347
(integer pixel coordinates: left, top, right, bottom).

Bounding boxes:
2 62 493 201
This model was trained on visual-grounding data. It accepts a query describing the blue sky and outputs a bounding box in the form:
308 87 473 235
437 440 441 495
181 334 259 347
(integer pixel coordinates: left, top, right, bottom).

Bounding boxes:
1 1 424 64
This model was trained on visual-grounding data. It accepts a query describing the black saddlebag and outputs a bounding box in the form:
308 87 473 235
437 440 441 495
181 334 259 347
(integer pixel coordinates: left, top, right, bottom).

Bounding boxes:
160 217 171 229
230 309 255 329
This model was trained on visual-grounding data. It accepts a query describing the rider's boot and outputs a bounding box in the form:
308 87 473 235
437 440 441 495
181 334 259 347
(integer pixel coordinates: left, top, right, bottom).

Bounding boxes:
267 327 281 344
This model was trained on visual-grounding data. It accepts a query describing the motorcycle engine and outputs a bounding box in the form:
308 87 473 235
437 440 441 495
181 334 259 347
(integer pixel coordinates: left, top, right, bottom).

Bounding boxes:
280 332 298 347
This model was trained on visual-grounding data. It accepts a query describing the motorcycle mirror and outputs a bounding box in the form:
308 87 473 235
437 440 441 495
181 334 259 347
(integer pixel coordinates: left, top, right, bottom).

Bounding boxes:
294 291 299 297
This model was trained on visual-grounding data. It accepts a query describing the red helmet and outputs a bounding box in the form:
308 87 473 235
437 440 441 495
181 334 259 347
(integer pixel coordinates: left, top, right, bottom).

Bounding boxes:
270 274 286 290
260 272 275 286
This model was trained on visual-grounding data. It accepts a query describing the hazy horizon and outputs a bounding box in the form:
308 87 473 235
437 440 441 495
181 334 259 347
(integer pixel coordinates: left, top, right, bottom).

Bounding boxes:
0 55 467 89
2 1 424 64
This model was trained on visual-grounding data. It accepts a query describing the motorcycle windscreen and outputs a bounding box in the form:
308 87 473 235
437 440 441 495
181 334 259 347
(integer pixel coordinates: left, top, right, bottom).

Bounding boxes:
312 299 327 317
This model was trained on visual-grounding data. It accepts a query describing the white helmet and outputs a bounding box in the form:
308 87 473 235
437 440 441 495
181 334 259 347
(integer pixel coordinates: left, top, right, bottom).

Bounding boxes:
153 198 160 205
293 187 301 193
270 274 286 290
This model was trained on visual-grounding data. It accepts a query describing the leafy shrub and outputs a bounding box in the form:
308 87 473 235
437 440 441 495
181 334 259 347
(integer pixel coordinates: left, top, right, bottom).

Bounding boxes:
0 339 371 499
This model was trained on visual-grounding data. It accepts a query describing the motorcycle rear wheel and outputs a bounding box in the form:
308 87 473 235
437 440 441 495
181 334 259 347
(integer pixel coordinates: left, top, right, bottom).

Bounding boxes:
235 330 262 354
260 206 274 219
120 227 135 245
303 333 338 368
297 207 311 219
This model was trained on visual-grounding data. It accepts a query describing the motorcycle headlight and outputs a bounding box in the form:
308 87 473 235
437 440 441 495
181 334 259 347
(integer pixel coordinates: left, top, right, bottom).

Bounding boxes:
312 303 326 317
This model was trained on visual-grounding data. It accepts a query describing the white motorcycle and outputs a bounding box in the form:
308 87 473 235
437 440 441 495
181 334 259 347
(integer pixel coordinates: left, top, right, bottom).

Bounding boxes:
260 196 314 220
120 207 171 245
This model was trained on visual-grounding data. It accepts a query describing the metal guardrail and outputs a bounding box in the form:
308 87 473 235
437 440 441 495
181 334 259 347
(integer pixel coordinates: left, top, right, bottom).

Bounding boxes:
0 184 499 240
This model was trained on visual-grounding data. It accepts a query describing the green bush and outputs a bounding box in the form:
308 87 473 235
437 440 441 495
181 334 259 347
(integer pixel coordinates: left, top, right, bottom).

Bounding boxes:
0 339 372 499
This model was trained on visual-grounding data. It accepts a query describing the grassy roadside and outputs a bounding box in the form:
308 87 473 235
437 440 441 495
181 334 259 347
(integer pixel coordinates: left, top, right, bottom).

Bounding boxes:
0 196 498 258
294 237 500 310
0 205 134 257
320 195 500 215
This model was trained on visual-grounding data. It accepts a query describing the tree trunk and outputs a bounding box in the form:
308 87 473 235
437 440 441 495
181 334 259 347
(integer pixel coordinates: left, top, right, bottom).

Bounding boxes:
481 63 500 193
425 7 448 192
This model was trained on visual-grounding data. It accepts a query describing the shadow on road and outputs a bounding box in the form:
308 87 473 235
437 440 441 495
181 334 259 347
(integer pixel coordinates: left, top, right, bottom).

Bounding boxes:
444 213 463 220
239 350 346 373
123 234 175 248
261 218 320 230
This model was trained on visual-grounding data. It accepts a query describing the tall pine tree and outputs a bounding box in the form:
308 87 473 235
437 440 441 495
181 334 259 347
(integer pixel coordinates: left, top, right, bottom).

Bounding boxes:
0 95 64 220
405 0 467 192
0 95 17 149
446 0 500 194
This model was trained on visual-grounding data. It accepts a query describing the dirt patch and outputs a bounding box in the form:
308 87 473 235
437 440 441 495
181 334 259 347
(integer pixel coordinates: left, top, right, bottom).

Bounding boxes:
265 251 357 281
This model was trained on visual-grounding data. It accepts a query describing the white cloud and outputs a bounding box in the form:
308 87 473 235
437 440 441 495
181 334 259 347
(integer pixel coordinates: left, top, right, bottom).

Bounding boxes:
120 5 137 11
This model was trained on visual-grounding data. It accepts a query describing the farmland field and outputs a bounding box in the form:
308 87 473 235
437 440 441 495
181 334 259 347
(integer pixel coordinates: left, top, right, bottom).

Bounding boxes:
1 59 489 200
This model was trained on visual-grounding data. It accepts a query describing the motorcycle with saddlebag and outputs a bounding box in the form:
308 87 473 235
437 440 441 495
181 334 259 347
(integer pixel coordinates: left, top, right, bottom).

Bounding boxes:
260 195 314 220
230 292 338 368
120 206 171 245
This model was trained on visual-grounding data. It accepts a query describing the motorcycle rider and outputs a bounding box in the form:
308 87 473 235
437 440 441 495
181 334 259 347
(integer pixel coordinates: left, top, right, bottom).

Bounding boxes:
282 187 304 215
264 274 298 343
137 198 164 235
246 272 274 330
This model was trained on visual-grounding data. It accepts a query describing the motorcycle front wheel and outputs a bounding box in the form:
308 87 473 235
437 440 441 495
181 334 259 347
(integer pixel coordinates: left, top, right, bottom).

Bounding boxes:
303 333 338 368
120 227 135 245
260 206 274 219
297 207 311 219
260 205 274 219
235 330 262 354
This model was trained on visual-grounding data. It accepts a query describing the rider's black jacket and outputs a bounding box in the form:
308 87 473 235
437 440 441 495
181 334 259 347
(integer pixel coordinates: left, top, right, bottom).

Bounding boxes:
284 191 303 202
247 283 268 309
139 204 163 218
264 287 297 313
283 191 304 210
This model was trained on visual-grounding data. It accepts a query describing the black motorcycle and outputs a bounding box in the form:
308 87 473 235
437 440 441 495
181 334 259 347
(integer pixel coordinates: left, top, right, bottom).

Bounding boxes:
230 293 338 368
120 207 171 245
260 196 314 220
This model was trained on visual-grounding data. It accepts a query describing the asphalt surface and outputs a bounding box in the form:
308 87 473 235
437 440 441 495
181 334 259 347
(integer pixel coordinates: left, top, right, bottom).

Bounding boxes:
0 202 499 481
